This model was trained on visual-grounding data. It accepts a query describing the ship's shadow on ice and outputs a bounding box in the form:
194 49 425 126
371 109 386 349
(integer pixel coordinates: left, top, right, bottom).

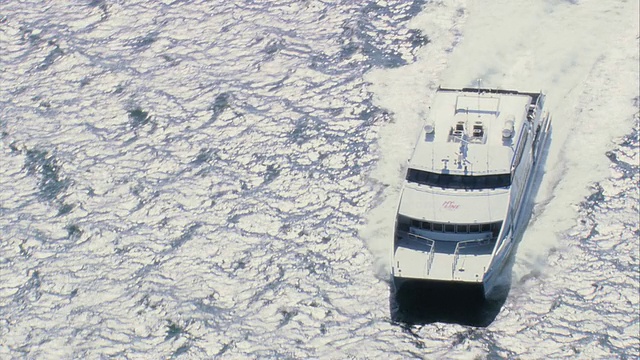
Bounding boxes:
389 276 511 328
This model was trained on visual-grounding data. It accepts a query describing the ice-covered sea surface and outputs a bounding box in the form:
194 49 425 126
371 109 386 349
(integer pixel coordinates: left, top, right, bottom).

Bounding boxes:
0 0 638 358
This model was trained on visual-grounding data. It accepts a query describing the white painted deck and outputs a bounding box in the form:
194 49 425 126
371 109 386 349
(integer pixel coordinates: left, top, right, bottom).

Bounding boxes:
393 232 494 282
408 90 532 175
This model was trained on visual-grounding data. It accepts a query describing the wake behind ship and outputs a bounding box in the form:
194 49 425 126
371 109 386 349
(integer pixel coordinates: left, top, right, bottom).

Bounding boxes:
392 87 552 298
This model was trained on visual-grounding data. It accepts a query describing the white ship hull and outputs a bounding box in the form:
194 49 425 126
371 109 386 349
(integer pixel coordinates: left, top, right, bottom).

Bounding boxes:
392 87 552 299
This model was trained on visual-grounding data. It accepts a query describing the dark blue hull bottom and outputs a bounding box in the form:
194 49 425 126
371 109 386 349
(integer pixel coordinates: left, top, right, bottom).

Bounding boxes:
391 278 504 327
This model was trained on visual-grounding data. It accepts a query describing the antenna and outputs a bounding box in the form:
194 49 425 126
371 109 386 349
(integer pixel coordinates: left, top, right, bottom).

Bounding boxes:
473 79 483 173
455 133 470 169
486 121 490 173
432 145 435 170
442 158 449 170
476 78 483 122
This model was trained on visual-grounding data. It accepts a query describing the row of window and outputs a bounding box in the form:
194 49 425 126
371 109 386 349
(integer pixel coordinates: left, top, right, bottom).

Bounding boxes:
406 169 511 189
398 218 502 235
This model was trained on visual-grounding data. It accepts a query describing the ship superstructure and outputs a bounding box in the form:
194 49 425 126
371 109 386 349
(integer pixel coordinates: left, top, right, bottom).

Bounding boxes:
392 87 552 296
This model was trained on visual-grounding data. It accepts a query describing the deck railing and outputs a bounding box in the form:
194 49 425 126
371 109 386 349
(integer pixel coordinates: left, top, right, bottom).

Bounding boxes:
407 232 436 276
451 236 492 277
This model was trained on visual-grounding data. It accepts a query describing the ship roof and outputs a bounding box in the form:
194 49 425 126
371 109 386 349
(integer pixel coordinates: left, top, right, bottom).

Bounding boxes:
408 88 536 175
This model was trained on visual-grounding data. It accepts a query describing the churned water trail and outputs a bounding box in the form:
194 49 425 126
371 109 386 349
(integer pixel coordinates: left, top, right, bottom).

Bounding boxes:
366 0 638 357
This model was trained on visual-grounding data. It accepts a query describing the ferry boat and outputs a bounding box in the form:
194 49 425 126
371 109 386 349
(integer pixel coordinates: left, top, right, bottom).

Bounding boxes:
392 86 552 298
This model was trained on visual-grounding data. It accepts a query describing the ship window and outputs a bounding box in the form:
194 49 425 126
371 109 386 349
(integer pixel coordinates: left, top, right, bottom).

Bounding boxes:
432 223 443 232
444 224 455 232
481 223 491 232
492 221 503 236
406 169 511 189
456 224 469 233
422 221 432 231
411 220 421 229
469 224 480 233
397 216 410 232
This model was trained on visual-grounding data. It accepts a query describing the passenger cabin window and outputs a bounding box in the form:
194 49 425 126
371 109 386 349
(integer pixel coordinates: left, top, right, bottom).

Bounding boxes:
406 169 511 189
398 216 503 238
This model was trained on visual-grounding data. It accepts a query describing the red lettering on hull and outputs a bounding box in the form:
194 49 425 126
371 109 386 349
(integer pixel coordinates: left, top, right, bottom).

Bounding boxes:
442 201 460 210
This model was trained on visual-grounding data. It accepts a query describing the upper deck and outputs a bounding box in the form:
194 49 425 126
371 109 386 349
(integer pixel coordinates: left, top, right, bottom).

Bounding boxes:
408 88 539 176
